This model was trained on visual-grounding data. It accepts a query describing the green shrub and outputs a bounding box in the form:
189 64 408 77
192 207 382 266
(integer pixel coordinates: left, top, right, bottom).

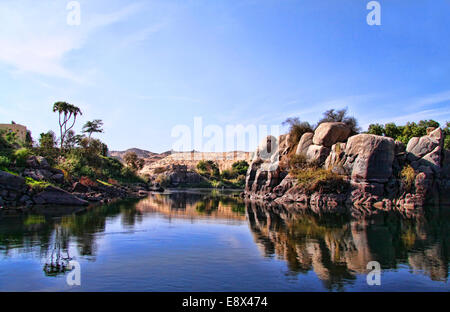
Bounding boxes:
155 174 170 187
401 165 416 192
0 155 11 169
221 169 237 180
25 177 51 191
13 148 32 167
197 160 220 178
289 154 309 170
231 160 249 176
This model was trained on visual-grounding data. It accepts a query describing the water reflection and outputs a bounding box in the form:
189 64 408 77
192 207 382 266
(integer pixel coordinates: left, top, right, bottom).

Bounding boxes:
247 202 449 289
135 191 246 220
0 191 448 291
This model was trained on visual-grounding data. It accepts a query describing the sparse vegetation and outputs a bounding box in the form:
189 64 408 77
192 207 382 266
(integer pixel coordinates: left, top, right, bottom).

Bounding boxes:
196 160 220 178
25 177 52 191
294 167 348 195
123 151 145 172
155 174 170 187
282 117 314 147
153 166 168 174
444 122 450 150
288 153 309 170
13 148 32 167
401 165 416 193
317 108 360 134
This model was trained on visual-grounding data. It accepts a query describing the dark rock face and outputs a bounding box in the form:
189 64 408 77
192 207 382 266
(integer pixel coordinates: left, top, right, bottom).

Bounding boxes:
33 186 89 206
166 165 206 186
0 171 26 192
72 182 90 193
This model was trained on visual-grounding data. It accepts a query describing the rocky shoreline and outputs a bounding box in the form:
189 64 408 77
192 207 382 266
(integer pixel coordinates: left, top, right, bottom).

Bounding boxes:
244 123 450 216
0 155 156 212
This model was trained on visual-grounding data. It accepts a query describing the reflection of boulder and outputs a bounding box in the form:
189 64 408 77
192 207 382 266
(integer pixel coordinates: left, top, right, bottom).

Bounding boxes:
408 243 448 281
246 201 450 288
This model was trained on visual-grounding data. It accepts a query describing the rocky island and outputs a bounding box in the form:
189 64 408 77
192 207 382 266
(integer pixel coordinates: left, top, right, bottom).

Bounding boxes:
245 121 449 217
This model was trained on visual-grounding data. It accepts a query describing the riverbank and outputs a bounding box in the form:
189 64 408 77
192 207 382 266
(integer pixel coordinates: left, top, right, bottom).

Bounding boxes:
0 155 152 211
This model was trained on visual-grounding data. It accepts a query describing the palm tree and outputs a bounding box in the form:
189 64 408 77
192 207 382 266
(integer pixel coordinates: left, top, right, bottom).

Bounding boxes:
82 119 104 139
53 102 82 150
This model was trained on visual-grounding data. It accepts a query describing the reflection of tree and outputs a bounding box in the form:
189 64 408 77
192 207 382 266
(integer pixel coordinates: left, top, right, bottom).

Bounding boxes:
43 225 72 277
246 202 449 289
0 200 141 267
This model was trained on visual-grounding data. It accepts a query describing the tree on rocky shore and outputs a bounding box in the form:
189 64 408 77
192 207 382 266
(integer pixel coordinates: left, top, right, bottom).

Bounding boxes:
82 119 104 139
317 108 360 134
282 117 314 146
53 102 82 150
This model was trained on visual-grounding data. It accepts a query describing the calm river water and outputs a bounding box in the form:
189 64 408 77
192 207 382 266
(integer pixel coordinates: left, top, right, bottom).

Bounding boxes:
0 190 449 291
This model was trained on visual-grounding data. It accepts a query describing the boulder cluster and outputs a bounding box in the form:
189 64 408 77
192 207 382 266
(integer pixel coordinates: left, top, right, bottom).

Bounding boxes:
244 122 449 215
0 155 151 210
148 164 208 187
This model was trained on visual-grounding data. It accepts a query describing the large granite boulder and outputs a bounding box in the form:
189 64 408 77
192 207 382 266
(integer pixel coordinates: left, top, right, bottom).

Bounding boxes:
312 122 351 147
344 134 395 183
305 145 330 166
0 170 26 192
407 128 443 157
245 135 289 196
407 128 444 172
33 186 89 206
295 132 314 155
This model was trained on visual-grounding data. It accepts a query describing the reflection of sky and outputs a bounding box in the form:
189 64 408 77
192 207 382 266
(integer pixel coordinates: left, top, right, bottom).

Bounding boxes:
0 207 449 291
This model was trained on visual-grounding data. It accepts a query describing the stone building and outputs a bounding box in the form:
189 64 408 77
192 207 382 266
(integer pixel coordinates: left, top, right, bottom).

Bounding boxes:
0 123 28 141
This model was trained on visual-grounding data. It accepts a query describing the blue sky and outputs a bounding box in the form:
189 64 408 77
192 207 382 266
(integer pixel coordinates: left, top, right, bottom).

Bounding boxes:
0 0 449 152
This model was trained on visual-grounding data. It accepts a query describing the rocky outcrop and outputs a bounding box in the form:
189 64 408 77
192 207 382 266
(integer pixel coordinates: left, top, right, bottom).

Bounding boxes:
0 170 26 192
305 145 330 166
312 122 351 147
0 155 149 210
407 128 444 173
244 124 449 213
295 132 314 155
33 186 89 206
343 134 395 183
148 164 207 187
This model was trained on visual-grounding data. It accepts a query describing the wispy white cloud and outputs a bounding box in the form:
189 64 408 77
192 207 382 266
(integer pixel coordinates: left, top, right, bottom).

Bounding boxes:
0 1 142 82
410 90 450 108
